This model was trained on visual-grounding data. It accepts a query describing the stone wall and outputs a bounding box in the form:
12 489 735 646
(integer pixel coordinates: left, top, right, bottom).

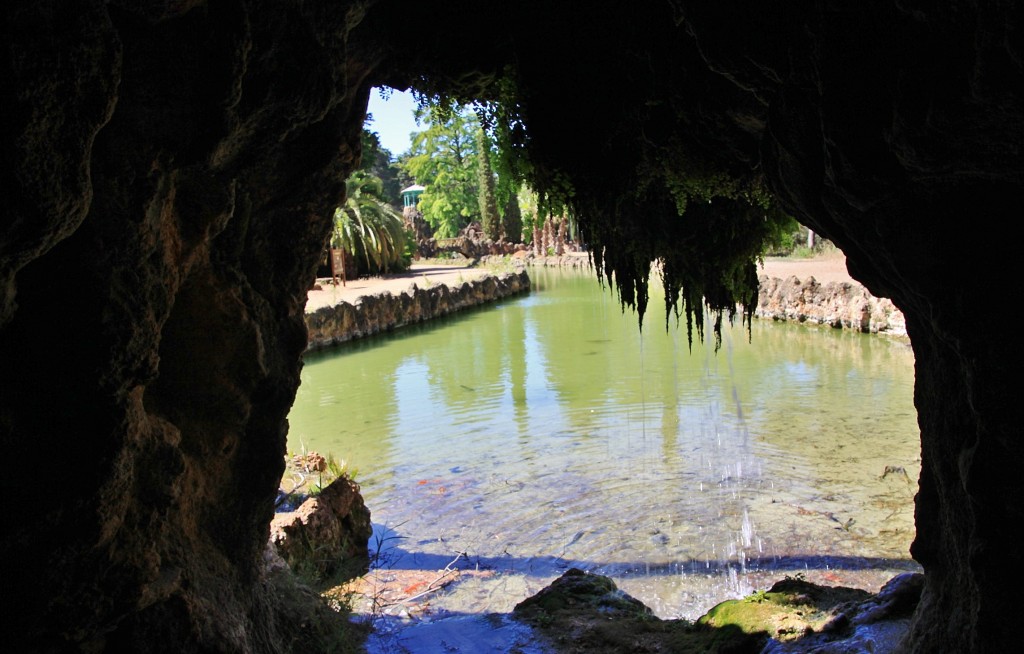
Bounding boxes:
305 271 530 349
756 275 907 336
480 252 594 269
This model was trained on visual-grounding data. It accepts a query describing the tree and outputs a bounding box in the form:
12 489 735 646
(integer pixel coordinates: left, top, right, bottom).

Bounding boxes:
332 171 410 277
518 186 539 244
502 192 523 244
360 127 402 206
402 105 480 238
476 127 501 240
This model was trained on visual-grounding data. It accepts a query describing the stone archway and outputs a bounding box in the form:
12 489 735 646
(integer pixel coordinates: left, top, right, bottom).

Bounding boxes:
2 2 1020 652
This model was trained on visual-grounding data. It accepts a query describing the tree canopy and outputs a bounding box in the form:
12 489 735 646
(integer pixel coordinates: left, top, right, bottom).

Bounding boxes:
402 105 481 238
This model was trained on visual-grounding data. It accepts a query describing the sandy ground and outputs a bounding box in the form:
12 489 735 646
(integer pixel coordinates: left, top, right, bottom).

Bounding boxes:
305 263 493 312
305 252 855 313
758 251 855 285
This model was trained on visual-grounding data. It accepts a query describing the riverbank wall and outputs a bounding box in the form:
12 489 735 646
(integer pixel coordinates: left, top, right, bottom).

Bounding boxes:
500 253 906 336
304 270 530 350
755 274 907 336
502 253 907 337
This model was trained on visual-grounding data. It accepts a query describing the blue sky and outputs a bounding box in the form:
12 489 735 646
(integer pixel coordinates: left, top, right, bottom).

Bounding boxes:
365 87 419 157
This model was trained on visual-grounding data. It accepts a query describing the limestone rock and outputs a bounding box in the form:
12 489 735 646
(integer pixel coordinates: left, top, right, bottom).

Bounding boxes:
757 275 907 335
762 573 924 654
514 568 652 619
270 476 372 581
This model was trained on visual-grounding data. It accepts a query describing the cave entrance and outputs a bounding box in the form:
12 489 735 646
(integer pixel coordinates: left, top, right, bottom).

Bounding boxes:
281 264 921 640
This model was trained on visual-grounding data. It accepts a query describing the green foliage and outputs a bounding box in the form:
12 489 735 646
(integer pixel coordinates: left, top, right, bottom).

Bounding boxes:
326 453 357 484
402 104 481 237
555 136 791 345
758 208 803 256
402 88 540 242
333 171 411 276
359 128 401 205
476 127 501 240
517 186 539 244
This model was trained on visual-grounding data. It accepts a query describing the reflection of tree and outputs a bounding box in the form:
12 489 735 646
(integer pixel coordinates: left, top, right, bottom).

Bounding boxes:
527 270 918 488
503 307 529 439
287 341 403 476
420 310 508 414
657 329 682 464
289 269 918 528
528 270 620 435
528 270 725 442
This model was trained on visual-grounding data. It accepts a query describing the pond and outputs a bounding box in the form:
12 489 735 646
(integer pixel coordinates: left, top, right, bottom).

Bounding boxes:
287 266 921 649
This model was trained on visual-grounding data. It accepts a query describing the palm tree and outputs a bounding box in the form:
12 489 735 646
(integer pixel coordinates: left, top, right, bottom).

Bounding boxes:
332 171 409 282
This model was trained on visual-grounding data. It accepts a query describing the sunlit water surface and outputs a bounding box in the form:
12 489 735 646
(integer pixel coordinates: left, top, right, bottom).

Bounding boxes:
288 267 921 649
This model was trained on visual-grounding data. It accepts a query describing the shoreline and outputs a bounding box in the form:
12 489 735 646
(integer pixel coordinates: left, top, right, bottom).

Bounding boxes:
304 267 530 350
303 253 906 345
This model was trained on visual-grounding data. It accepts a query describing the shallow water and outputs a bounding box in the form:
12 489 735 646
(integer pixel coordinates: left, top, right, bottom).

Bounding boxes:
288 267 921 650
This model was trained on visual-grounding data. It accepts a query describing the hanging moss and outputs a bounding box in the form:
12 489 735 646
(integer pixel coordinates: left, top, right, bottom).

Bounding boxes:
386 33 785 348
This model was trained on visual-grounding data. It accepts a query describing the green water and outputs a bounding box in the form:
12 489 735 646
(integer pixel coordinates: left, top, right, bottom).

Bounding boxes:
288 266 921 631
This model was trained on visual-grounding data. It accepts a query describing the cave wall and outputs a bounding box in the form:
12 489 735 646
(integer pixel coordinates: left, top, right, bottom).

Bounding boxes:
2 2 378 651
686 6 1022 651
2 1 1022 653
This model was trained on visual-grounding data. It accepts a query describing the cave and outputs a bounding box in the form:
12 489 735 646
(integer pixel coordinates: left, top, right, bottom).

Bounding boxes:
1 2 1020 652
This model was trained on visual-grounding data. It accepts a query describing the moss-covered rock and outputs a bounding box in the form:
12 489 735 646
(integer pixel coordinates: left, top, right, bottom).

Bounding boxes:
514 569 762 653
514 568 652 618
699 577 872 643
514 570 921 654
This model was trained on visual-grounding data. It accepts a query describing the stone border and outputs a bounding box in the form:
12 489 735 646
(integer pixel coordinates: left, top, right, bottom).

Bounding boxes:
304 270 530 350
755 274 907 336
510 255 907 337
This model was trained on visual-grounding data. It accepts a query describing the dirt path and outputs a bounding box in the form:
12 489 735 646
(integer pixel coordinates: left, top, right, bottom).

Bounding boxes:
758 251 855 285
305 263 491 313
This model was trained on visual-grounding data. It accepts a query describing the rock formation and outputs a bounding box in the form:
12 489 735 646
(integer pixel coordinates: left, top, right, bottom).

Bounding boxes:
515 568 924 653
269 476 372 580
2 2 1020 652
757 275 907 335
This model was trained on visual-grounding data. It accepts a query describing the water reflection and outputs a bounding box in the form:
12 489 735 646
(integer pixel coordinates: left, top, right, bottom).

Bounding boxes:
288 267 920 630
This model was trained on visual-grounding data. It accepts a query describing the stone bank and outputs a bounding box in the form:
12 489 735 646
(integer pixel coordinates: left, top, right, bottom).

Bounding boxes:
756 275 907 336
304 270 530 350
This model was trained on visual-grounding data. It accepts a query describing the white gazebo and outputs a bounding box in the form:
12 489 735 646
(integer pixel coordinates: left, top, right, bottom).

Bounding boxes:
400 184 425 208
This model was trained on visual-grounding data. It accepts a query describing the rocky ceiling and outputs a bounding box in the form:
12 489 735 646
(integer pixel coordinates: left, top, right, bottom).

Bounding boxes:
2 1 1020 652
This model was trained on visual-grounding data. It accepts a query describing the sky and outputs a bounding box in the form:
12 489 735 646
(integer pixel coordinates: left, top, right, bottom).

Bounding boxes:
365 87 420 157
